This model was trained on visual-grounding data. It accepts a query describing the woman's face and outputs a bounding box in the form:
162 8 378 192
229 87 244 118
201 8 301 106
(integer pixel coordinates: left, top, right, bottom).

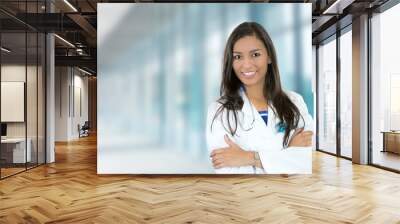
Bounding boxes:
232 35 269 89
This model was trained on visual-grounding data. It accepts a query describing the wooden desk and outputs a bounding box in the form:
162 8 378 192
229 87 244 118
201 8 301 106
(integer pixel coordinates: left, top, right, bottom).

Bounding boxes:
1 138 31 163
382 131 400 154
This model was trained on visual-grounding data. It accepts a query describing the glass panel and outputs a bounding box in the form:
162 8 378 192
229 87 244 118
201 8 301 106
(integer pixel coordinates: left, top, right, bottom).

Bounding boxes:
27 31 38 169
27 0 39 169
371 4 400 171
1 31 27 177
318 37 337 154
340 29 352 158
0 1 46 179
38 32 45 165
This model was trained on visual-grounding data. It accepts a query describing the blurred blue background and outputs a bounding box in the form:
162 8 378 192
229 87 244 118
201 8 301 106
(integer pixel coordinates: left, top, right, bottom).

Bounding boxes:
97 3 312 174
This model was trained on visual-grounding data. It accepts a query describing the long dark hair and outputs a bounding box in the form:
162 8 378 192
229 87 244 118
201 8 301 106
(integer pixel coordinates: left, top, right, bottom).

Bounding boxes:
212 22 303 147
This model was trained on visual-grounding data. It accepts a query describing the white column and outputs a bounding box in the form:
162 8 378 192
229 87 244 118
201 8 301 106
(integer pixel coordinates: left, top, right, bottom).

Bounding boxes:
45 0 56 163
352 14 369 164
46 32 55 163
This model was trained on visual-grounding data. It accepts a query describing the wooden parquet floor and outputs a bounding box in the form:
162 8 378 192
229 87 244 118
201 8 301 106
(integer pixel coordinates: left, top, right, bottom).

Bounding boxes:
1 135 400 223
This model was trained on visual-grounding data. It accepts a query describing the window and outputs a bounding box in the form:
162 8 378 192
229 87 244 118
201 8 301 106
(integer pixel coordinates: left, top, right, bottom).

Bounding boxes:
340 28 352 158
317 36 337 155
371 3 400 171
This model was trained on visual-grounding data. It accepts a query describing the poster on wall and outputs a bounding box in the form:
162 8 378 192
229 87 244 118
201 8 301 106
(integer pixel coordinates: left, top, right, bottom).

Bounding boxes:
1 82 25 122
97 3 314 174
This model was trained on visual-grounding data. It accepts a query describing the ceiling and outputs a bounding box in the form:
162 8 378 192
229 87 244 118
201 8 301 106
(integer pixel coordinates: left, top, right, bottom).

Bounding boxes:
0 0 392 75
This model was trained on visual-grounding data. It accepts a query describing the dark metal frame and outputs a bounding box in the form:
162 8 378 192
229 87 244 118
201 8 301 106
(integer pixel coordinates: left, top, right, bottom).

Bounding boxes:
367 1 400 172
315 44 319 151
0 0 47 180
367 10 373 166
315 22 353 162
316 0 400 172
336 24 341 158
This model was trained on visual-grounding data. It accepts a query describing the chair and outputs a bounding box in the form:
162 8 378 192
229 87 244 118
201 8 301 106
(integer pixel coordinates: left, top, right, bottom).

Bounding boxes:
79 121 90 138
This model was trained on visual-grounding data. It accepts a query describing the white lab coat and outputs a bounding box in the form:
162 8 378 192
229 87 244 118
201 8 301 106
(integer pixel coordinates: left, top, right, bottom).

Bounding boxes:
206 90 314 174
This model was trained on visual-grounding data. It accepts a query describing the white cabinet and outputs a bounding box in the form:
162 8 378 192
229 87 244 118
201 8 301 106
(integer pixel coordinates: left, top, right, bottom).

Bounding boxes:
1 138 32 163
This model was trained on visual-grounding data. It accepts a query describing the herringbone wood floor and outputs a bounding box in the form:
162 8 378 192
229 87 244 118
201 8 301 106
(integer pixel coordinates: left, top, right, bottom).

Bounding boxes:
1 135 400 224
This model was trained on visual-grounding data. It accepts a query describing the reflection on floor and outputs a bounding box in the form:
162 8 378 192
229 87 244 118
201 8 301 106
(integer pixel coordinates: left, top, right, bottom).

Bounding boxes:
0 163 41 178
0 167 25 178
373 150 400 171
1 135 400 223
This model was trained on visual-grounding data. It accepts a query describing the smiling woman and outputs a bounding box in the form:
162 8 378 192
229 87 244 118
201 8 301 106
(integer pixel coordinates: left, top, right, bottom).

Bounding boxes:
97 4 312 174
206 22 314 174
232 36 269 89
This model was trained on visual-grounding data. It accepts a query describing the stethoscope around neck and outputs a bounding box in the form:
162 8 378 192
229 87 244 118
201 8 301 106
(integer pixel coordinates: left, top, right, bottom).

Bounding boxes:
238 86 258 132
239 86 285 133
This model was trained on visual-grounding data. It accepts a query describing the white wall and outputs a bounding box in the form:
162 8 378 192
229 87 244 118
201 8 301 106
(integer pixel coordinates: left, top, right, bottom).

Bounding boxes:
1 63 46 164
1 65 26 129
55 67 89 141
1 65 39 138
55 66 69 141
72 73 89 137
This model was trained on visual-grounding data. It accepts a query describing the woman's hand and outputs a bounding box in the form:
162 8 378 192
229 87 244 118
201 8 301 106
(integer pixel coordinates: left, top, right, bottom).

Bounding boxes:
288 128 313 147
210 135 254 169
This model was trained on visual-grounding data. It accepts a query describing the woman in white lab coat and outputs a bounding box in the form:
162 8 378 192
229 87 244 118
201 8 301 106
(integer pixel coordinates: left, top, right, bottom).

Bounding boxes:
206 22 314 174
